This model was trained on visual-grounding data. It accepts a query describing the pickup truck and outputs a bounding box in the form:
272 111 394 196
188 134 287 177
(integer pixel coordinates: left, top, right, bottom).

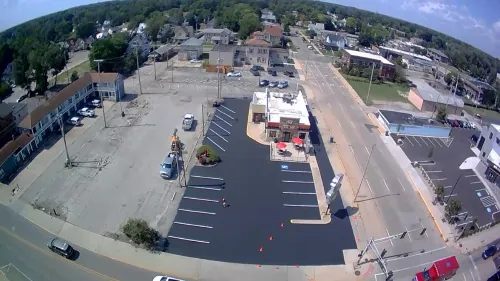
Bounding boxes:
182 114 194 131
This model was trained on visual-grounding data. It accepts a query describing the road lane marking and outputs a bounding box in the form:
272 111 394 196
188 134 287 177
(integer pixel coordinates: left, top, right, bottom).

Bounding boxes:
431 178 447 181
475 188 486 192
365 179 374 194
470 181 481 184
419 137 429 146
183 197 219 203
179 209 216 215
281 170 312 173
167 236 209 244
397 178 406 192
444 194 458 197
405 137 414 146
0 227 119 281
465 174 477 177
283 204 319 207
463 273 467 281
174 222 213 229
470 269 476 281
365 146 370 154
383 180 390 192
191 175 224 181
386 229 394 246
328 102 332 108
187 186 222 191
405 225 413 241
337 120 342 128
350 121 356 129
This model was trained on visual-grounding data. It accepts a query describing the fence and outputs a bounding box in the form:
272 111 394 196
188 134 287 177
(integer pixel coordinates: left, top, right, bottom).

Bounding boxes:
205 65 232 73
269 143 309 163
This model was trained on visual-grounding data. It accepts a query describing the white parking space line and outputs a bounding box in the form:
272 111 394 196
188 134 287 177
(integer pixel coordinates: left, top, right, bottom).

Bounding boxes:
465 174 477 177
469 270 476 281
191 175 224 181
432 178 447 181
167 236 210 244
283 191 316 195
179 208 216 215
350 121 356 129
221 105 235 114
444 185 452 188
463 272 467 281
212 122 230 134
424 170 442 173
470 181 481 184
209 129 228 142
183 196 219 203
405 225 413 241
174 221 213 229
432 138 443 147
405 137 414 146
282 180 314 184
475 188 486 192
214 115 232 126
283 204 319 207
207 137 226 152
281 170 312 173
188 186 222 191
444 194 458 197
328 102 332 108
365 146 370 154
218 109 234 120
412 136 422 146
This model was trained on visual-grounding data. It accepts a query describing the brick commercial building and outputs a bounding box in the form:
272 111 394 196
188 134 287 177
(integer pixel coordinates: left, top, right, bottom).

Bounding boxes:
341 49 396 80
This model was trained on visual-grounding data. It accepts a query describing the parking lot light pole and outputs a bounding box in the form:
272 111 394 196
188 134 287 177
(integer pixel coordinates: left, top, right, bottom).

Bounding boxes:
58 114 72 168
95 59 107 128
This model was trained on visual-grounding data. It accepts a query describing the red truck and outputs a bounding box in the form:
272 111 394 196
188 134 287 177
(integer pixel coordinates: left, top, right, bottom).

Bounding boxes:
413 256 460 281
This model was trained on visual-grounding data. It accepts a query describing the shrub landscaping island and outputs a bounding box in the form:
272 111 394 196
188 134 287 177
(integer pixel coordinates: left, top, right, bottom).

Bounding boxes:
196 145 220 165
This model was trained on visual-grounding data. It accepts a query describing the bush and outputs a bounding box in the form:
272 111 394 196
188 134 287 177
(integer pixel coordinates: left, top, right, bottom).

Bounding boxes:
121 218 159 248
196 145 220 165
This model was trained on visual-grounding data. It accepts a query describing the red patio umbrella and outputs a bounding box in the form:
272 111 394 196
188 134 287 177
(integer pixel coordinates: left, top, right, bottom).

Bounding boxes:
292 137 303 145
276 142 287 149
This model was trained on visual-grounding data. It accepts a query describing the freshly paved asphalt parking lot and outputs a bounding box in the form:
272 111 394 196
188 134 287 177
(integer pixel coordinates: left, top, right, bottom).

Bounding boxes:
394 128 497 226
167 98 356 265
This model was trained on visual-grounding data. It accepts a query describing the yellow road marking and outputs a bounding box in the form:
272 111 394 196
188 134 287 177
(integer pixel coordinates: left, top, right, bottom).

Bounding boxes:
0 226 119 281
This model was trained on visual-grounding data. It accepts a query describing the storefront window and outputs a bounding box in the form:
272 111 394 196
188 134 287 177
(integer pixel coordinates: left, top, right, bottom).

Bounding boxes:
269 130 277 138
299 133 306 139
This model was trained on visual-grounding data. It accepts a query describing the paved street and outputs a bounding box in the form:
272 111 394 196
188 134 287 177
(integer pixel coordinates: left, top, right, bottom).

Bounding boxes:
0 204 161 281
290 30 481 280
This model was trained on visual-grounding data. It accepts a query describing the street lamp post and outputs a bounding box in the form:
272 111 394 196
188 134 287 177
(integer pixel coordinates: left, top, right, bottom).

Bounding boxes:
58 114 72 167
94 59 107 128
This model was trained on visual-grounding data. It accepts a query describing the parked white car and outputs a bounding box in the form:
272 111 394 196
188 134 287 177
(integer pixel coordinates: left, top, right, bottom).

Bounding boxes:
190 59 202 63
227 71 242 77
77 107 95 117
91 99 102 108
67 117 81 126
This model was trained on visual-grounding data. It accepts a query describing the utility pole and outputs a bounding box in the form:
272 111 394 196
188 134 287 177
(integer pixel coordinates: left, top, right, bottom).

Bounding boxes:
366 62 376 104
153 57 157 80
135 46 143 95
217 45 221 99
58 115 72 168
95 59 107 128
354 144 376 202
201 104 205 135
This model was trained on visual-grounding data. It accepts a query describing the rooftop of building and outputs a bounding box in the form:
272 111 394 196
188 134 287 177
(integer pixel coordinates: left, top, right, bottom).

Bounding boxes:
344 49 394 66
379 109 446 127
203 28 231 34
181 37 203 46
0 103 13 118
210 44 236 52
19 72 119 129
252 90 310 125
379 46 432 62
152 44 174 55
264 25 282 36
245 38 271 47
428 48 448 58
411 78 464 107
491 124 500 132
0 132 34 165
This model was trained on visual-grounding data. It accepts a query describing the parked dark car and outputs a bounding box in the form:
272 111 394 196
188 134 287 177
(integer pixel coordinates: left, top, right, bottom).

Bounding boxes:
284 71 295 77
268 69 277 76
457 120 465 128
483 245 498 260
251 65 265 71
453 120 460 127
259 80 269 87
487 271 500 281
471 134 479 143
47 238 74 258
250 69 260 76
446 119 454 126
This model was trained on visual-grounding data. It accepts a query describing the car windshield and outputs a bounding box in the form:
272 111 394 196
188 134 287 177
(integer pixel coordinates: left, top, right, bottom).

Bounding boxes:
162 163 172 169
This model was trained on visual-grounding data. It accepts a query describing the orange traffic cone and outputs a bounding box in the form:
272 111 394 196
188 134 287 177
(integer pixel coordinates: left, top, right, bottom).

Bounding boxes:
269 236 273 241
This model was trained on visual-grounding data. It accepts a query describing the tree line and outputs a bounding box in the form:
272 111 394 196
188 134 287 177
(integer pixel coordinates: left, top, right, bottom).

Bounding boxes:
0 0 498 100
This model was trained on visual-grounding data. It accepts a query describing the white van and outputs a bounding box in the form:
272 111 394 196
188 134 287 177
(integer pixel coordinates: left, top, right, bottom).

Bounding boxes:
69 117 81 126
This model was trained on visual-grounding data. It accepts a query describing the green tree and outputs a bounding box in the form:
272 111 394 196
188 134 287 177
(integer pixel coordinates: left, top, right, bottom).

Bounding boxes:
145 11 166 41
283 23 290 33
46 45 68 85
128 15 145 30
238 13 261 39
345 17 358 34
70 70 79 82
89 35 128 72
324 19 335 31
159 27 174 44
445 200 462 223
433 184 445 204
121 218 159 249
444 72 455 87
305 29 317 38
0 82 12 99
0 43 14 76
75 21 96 38
436 106 447 123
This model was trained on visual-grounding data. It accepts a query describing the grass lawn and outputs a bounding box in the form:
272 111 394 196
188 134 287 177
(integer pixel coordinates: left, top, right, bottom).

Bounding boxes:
464 105 500 119
50 60 90 85
341 73 410 106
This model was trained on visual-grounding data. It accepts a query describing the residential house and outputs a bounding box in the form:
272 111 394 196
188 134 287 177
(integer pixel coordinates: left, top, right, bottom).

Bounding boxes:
245 39 271 67
251 25 282 46
74 36 95 51
96 32 111 40
0 132 34 183
173 25 194 44
137 23 147 34
410 37 425 45
150 45 175 61
341 49 396 80
427 48 449 63
128 34 151 58
57 41 70 50
203 28 233 45
0 72 124 183
0 103 17 148
322 32 346 51
7 103 28 125
261 9 277 23
178 37 203 61
209 45 237 67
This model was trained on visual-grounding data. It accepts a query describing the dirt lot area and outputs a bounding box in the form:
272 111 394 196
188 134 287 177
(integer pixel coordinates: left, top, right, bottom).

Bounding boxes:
19 92 206 236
